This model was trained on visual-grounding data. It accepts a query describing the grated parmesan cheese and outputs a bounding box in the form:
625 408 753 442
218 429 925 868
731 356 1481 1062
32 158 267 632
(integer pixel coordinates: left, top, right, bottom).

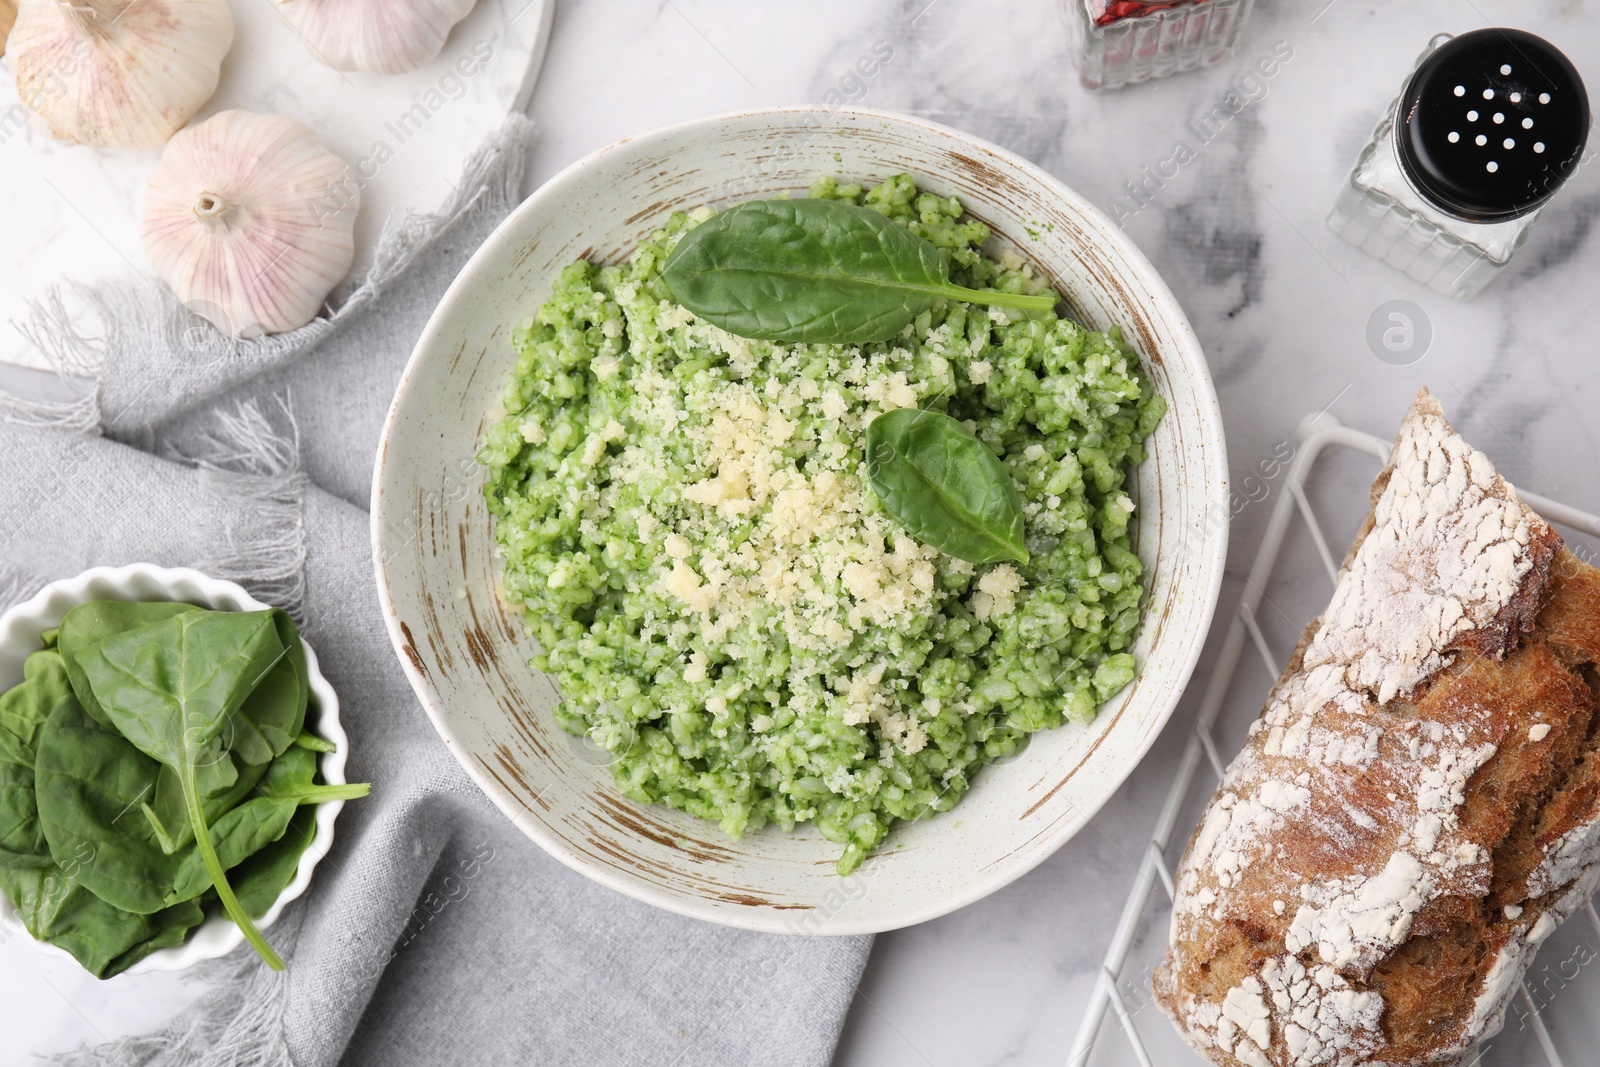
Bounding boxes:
971 564 1026 622
646 363 946 751
657 303 695 330
664 533 693 560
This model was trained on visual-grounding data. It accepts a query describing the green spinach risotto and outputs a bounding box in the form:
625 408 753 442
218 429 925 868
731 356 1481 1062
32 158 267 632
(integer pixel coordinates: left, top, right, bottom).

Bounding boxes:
478 175 1165 873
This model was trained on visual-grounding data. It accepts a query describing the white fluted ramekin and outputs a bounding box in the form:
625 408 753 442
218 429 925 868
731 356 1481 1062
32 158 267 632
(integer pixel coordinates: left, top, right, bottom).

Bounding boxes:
0 564 349 975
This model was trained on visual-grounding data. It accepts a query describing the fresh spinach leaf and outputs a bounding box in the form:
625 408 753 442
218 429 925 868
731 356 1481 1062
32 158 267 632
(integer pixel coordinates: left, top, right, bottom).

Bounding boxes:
0 865 204 979
75 608 283 762
0 684 206 980
661 198 1056 344
249 744 369 818
143 755 265 855
232 805 317 920
234 609 308 763
72 610 289 968
0 651 74 867
137 609 308 850
865 407 1030 566
34 694 179 913
101 609 305 855
57 599 296 822
162 747 365 904
100 898 207 978
0 730 48 865
58 601 202 726
292 732 337 753
0 649 73 751
34 698 312 912
162 788 306 901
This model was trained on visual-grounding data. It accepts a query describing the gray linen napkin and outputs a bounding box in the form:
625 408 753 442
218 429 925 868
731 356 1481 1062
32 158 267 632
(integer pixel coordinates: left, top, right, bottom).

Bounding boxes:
0 116 870 1067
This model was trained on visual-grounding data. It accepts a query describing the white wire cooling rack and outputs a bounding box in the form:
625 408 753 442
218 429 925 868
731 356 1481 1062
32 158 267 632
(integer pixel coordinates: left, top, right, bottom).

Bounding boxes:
1067 410 1600 1067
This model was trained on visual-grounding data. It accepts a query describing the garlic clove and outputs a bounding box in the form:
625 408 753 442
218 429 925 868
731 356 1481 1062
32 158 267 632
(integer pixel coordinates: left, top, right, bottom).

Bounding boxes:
140 110 360 339
10 0 234 149
276 0 478 75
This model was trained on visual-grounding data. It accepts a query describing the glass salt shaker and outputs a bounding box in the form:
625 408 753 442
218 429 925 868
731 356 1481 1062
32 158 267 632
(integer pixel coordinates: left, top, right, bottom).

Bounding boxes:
1328 28 1590 300
1063 0 1257 92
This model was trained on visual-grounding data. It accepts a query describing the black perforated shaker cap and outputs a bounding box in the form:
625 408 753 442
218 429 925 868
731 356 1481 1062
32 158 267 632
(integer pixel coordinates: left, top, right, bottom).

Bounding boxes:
1396 28 1590 223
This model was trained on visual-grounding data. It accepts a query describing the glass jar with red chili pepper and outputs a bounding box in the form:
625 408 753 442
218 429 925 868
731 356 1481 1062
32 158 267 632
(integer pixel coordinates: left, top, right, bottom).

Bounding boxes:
1063 0 1257 91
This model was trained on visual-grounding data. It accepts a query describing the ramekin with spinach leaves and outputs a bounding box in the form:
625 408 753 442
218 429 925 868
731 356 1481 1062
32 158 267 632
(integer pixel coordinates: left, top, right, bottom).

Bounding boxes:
0 597 367 976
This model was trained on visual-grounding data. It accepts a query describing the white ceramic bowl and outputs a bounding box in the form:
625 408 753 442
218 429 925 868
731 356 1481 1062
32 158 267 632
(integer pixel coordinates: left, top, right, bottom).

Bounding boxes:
373 106 1228 934
0 564 350 973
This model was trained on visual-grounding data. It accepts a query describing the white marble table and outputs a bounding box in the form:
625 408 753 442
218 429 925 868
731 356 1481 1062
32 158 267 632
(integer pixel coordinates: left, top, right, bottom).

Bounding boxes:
9 0 1600 1063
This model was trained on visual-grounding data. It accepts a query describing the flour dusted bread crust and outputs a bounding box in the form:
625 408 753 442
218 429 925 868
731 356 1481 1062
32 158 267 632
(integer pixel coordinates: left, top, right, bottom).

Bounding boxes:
1155 389 1600 1066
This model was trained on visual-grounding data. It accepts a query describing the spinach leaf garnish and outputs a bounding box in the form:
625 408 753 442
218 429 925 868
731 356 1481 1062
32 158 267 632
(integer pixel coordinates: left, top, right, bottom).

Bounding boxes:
865 407 1029 566
661 198 1056 344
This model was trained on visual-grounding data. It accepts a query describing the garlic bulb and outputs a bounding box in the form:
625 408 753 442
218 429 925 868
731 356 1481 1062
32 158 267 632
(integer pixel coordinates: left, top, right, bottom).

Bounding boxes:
276 0 478 75
9 0 233 148
141 110 360 339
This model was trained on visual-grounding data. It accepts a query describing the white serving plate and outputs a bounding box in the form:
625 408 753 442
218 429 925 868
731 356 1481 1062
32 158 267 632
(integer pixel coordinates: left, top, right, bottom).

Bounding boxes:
372 105 1230 934
0 564 350 974
0 0 553 369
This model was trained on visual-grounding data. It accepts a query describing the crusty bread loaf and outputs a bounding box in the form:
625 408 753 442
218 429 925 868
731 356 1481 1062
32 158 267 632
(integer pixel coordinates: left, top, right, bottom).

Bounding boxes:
1155 389 1600 1067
